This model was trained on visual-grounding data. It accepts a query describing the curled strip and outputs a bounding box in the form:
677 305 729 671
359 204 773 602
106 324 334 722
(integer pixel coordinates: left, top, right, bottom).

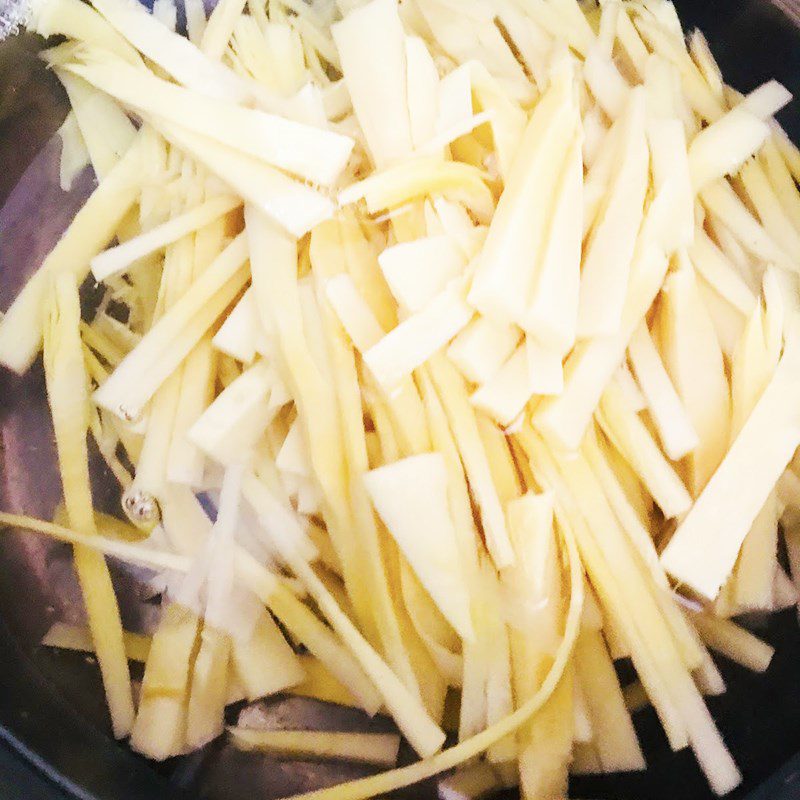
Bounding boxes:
276 516 585 800
0 509 584 800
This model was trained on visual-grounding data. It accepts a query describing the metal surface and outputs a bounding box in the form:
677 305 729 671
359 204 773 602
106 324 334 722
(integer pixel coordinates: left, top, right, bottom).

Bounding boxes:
1 3 800 799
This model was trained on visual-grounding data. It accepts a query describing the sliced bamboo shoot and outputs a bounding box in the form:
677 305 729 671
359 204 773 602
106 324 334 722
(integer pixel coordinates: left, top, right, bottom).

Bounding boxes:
91 194 240 281
662 320 800 600
0 136 144 374
94 234 250 421
363 282 473 390
365 454 474 641
43 273 135 739
228 728 401 766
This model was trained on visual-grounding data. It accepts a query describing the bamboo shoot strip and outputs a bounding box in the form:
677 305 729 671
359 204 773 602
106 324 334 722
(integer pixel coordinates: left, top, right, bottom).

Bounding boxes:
89 0 260 103
43 274 135 739
0 134 144 374
310 227 424 700
577 87 649 337
597 379 692 519
364 454 474 641
574 628 645 772
258 507 584 800
662 319 800 600
94 234 250 421
700 179 794 272
533 244 669 451
56 70 138 180
0 512 193 572
627 324 699 461
688 612 775 673
153 118 335 236
0 505 586 800
91 194 241 280
339 158 494 224
200 0 247 59
228 728 401 766
363 283 473 390
42 622 151 663
65 55 354 186
0 512 383 717
230 611 306 701
428 355 515 569
266 587 383 716
332 0 412 167
688 106 770 192
130 602 200 759
468 66 577 326
29 0 141 64
274 528 447 759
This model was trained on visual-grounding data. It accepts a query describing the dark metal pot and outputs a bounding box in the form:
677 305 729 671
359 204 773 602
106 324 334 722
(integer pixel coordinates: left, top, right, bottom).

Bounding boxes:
1 2 800 798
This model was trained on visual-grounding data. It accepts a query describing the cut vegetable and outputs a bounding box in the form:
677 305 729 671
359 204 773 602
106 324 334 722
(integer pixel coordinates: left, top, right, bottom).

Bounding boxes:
333 0 412 167
700 179 794 273
364 454 473 641
56 111 89 191
43 273 135 740
153 119 335 236
131 603 200 759
470 342 547 426
0 135 145 373
273 545 447 759
65 53 354 187
340 157 495 224
627 323 699 461
55 70 137 180
428 355 515 569
324 274 385 352
42 622 151 663
30 0 141 63
364 282 473 390
94 234 250 421
662 320 800 600
469 65 579 328
89 0 267 104
655 258 731 494
598 378 692 520
231 610 306 700
378 235 466 313
447 316 521 386
189 361 282 465
212 288 265 365
688 612 774 673
577 88 648 337
91 194 240 281
229 728 401 766
533 242 669 451
574 628 645 772
688 105 770 192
